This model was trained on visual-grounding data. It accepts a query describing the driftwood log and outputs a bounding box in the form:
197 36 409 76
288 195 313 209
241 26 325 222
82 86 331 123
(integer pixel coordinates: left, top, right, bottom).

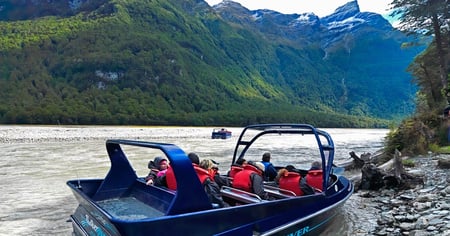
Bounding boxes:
438 159 450 169
349 151 366 169
359 163 385 190
336 151 368 170
342 149 424 191
338 151 386 171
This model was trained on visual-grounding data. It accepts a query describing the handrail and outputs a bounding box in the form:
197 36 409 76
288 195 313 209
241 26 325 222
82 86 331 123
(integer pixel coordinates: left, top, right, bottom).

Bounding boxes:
264 185 296 197
220 186 262 203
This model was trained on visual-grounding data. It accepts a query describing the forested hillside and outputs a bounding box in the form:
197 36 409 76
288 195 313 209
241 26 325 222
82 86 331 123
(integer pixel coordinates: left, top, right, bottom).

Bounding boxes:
0 0 422 127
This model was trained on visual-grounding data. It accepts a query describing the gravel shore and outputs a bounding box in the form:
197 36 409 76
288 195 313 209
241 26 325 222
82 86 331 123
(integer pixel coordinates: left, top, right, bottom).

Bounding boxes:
360 155 450 236
0 125 213 143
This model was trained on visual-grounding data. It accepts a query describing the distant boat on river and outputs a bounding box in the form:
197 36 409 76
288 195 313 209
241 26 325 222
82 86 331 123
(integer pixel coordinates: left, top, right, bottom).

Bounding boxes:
211 128 232 139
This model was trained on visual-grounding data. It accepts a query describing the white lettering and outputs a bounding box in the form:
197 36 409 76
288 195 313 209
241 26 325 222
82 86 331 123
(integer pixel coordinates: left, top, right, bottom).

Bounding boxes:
81 215 106 236
287 226 310 236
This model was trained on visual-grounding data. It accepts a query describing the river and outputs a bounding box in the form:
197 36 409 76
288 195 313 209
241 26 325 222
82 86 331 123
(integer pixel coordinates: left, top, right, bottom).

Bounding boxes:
0 125 388 235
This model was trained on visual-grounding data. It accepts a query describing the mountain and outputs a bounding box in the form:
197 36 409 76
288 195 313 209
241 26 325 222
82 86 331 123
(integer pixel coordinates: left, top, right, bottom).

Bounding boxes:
214 1 395 49
0 0 423 127
213 0 421 117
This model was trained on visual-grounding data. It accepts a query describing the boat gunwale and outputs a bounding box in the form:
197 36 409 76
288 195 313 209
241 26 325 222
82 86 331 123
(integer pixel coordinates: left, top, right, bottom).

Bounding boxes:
259 176 354 235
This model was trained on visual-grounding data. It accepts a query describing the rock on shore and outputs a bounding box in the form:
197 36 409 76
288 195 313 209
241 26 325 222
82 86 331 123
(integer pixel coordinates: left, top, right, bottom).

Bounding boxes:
359 155 450 236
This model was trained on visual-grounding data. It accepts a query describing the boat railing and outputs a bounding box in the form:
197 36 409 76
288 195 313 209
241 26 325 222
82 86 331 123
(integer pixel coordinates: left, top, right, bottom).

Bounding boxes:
263 185 296 198
220 186 263 204
136 178 176 195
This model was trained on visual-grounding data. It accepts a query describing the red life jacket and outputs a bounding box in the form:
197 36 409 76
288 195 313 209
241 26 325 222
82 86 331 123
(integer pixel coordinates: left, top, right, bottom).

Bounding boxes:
228 166 243 178
232 164 261 192
279 172 304 196
306 170 323 191
165 164 210 190
165 165 177 190
193 165 210 184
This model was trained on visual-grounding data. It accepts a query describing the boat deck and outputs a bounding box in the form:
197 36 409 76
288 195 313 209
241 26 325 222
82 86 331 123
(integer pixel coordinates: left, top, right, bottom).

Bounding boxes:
98 197 165 220
77 177 304 223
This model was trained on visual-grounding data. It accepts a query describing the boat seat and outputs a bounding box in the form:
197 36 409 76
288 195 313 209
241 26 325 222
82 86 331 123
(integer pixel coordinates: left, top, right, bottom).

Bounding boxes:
220 186 263 204
264 185 296 199
228 166 243 178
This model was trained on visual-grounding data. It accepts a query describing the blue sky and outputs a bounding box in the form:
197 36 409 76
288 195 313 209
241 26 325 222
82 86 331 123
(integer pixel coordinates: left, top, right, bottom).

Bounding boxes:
205 0 396 24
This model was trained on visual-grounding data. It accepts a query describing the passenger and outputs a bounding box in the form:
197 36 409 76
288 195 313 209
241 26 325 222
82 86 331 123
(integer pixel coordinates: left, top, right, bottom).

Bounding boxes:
164 152 201 190
306 161 324 191
235 158 247 166
163 165 176 190
162 153 198 190
188 152 200 165
200 159 215 176
261 152 277 181
198 159 229 207
166 153 229 207
228 158 246 178
232 161 270 200
145 156 168 186
310 161 322 170
207 159 230 188
208 159 220 177
276 165 314 196
274 165 296 184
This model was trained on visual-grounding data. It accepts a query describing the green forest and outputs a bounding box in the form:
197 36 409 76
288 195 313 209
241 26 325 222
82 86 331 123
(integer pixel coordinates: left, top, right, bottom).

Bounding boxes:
0 0 424 128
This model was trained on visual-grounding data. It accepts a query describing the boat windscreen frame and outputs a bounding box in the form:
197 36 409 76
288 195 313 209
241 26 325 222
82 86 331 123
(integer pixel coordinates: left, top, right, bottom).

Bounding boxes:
231 124 335 190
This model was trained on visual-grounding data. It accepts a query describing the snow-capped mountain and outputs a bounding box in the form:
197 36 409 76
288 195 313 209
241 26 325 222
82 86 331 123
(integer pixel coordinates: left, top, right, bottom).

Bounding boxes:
213 0 398 51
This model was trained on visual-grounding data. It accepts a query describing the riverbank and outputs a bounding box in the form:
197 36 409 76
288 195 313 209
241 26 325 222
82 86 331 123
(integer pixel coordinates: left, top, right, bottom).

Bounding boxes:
356 154 450 235
0 125 215 143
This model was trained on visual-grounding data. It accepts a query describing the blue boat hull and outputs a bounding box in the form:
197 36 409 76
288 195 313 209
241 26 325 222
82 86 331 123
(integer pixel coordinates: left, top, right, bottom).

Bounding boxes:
67 124 354 235
211 128 232 139
211 132 232 139
68 176 352 235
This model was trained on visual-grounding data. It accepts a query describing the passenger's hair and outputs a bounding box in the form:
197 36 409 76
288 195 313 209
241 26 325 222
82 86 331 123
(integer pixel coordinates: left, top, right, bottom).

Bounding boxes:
235 158 246 165
275 168 289 183
310 161 321 170
200 159 214 170
262 152 271 162
285 165 296 172
188 152 200 164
